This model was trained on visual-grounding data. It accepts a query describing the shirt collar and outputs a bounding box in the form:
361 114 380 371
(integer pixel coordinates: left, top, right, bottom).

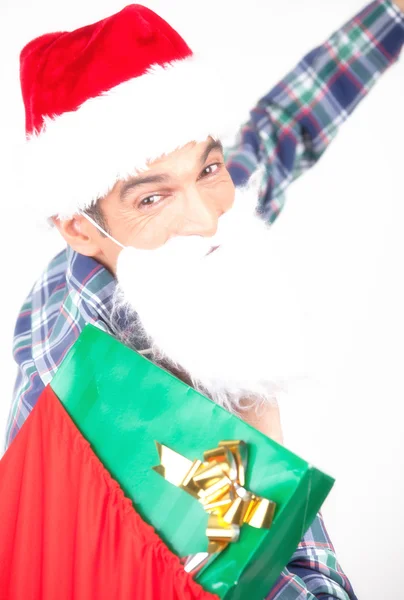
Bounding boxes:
65 246 149 351
66 245 116 324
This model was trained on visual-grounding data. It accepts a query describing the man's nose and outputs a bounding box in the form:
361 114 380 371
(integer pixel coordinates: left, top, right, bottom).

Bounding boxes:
178 189 220 238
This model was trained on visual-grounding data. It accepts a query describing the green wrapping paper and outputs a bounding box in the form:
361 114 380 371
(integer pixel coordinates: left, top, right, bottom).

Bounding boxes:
50 324 334 599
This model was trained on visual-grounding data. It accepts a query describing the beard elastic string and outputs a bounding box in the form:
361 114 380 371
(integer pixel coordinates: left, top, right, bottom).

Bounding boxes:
80 211 126 249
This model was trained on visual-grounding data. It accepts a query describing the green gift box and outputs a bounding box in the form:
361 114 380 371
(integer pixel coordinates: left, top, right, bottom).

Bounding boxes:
50 324 334 599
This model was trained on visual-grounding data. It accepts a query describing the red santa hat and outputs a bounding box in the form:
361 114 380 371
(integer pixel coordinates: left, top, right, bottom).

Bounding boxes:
19 5 242 221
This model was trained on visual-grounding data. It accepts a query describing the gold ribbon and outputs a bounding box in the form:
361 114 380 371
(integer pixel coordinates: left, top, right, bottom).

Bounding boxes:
153 440 276 573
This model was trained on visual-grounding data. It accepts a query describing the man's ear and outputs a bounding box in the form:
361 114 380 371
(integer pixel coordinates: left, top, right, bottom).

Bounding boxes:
52 214 103 257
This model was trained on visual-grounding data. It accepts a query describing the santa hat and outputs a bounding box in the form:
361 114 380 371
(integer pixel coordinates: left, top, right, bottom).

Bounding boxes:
19 5 244 221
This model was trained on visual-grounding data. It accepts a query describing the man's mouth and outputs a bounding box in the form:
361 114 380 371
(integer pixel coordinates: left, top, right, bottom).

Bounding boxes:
205 245 221 257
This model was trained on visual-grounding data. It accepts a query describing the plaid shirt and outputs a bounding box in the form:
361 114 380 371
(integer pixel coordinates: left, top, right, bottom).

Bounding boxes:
5 1 404 598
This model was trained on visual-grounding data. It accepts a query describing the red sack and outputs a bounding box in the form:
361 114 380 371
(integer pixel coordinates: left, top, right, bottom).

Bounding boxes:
0 386 217 600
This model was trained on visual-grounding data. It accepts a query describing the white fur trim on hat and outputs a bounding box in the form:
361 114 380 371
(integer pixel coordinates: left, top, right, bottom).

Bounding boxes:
18 55 247 221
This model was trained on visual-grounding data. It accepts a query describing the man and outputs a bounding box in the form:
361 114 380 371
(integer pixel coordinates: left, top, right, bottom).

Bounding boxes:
5 1 404 598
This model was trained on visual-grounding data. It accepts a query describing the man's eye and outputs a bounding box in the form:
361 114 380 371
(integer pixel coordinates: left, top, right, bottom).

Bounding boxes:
139 194 162 208
200 163 220 178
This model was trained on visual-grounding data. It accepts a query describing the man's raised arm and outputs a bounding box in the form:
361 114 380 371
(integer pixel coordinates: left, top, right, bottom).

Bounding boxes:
225 1 404 223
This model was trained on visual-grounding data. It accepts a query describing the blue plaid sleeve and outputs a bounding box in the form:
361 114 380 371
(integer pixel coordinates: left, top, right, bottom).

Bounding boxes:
267 514 358 600
225 0 404 223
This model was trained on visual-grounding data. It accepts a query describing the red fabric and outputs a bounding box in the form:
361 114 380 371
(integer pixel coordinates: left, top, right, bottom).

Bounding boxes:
20 4 193 135
0 386 217 600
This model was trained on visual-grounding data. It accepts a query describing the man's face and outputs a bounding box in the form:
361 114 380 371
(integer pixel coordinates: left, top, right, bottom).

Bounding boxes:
55 136 308 412
94 138 235 271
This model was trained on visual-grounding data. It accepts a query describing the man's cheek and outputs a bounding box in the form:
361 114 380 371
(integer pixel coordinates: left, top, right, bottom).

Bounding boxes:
217 181 235 212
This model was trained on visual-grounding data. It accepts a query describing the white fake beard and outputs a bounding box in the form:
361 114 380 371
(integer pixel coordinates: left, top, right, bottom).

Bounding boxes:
114 176 309 413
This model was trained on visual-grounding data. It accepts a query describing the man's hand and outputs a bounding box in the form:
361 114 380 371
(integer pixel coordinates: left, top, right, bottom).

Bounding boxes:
394 0 404 14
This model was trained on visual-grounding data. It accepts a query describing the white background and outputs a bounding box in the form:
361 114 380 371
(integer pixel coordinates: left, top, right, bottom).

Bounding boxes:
1 1 403 597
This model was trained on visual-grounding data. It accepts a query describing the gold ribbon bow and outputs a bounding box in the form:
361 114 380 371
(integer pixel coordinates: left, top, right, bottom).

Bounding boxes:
153 440 276 574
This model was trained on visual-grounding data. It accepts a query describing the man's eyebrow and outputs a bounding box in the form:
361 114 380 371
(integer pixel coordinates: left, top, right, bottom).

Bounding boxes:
120 173 171 201
200 139 223 166
119 140 223 201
